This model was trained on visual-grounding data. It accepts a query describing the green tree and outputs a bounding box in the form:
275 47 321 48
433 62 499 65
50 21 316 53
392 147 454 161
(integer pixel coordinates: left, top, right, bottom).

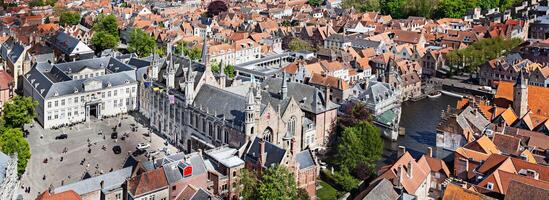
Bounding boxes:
297 188 310 200
434 0 468 18
0 128 31 175
211 60 236 78
445 37 522 74
59 11 80 26
308 0 322 6
334 121 383 176
175 41 203 61
338 102 372 128
128 29 156 57
288 38 313 52
239 168 259 200
342 0 381 12
258 165 298 200
91 31 119 52
93 14 119 36
2 96 37 129
380 0 407 18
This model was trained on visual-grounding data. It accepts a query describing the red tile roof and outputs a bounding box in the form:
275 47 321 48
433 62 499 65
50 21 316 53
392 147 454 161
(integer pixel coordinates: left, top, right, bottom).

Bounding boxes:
127 168 168 197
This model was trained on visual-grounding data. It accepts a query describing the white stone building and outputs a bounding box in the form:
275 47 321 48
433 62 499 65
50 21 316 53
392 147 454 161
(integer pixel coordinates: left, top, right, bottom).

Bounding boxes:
23 57 138 129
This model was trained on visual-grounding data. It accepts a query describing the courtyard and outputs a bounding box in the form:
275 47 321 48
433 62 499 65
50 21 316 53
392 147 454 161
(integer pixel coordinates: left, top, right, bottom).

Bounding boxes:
17 113 178 199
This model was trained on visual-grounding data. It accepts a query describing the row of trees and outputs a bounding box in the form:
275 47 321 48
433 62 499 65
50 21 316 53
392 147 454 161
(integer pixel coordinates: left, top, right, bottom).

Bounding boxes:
445 37 523 74
342 0 521 19
0 96 38 175
324 103 384 192
240 166 309 200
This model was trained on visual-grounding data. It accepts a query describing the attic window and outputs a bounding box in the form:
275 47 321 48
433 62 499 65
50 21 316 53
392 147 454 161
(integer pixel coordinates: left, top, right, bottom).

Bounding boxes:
74 88 79 93
487 182 494 190
54 91 59 96
107 82 112 87
125 80 130 84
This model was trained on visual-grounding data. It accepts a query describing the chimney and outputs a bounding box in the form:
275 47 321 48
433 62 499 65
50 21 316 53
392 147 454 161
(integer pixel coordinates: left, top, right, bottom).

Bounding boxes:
407 161 413 178
393 166 403 187
427 147 433 157
397 146 406 158
259 138 266 167
290 137 297 155
325 87 331 104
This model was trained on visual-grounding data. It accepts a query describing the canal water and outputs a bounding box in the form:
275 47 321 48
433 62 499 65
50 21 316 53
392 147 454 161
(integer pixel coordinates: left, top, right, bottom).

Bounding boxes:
380 94 459 165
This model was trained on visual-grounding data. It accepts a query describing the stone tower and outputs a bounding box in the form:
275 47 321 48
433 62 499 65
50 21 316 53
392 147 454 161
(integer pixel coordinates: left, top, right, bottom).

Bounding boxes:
245 85 256 140
184 57 195 106
513 69 528 117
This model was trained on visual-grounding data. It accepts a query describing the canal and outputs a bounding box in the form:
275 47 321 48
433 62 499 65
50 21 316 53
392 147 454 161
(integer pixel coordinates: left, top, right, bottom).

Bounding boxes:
380 94 459 164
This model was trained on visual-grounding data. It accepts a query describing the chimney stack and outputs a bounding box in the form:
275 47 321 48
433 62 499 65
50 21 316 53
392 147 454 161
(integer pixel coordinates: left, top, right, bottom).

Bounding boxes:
325 87 331 104
397 146 406 158
259 138 266 167
290 137 297 156
427 147 433 157
407 161 413 178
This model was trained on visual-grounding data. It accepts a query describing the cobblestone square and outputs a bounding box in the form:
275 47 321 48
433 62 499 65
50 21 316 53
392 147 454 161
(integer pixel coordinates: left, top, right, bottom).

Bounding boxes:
17 114 177 199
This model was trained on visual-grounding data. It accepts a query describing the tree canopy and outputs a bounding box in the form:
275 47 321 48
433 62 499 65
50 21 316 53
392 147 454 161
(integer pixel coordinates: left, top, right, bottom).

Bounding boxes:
91 31 119 52
342 0 520 19
91 14 120 52
2 96 38 129
333 121 383 173
240 166 305 200
308 0 323 7
258 165 300 200
0 128 30 175
59 11 80 26
288 38 314 52
93 14 119 36
128 29 156 57
445 37 523 74
0 96 36 175
211 60 236 78
175 41 202 61
206 1 228 17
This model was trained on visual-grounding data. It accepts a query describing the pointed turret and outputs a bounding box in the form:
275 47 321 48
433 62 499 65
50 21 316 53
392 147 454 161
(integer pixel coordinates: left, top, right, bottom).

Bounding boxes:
201 36 209 66
184 56 195 106
281 72 288 99
513 68 528 117
219 60 226 88
245 85 256 139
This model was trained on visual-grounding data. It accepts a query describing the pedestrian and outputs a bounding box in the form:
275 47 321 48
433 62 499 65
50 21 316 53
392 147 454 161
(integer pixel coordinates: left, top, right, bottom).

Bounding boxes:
42 175 46 180
60 156 63 162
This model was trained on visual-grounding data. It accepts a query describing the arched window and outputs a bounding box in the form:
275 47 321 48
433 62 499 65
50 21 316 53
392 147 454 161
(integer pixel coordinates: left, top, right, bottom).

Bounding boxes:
263 127 273 142
287 116 296 136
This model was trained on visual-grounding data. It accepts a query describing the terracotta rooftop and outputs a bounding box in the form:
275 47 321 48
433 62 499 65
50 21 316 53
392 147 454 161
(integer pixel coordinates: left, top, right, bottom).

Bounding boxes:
36 190 81 200
442 183 495 200
127 168 168 197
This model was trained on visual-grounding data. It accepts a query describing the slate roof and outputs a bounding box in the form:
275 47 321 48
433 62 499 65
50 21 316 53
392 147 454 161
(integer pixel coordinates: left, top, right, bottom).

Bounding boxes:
295 149 315 170
205 147 245 168
54 167 132 195
191 188 216 200
354 178 399 200
261 78 339 114
48 31 93 55
245 137 287 168
0 38 25 63
25 57 138 98
193 84 248 129
160 153 207 185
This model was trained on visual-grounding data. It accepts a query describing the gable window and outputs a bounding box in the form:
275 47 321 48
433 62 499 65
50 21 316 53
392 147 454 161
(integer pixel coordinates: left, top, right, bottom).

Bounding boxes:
487 182 494 190
287 116 296 136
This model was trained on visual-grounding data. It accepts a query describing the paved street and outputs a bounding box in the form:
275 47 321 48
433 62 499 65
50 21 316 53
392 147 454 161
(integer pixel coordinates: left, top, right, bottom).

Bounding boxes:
17 114 177 199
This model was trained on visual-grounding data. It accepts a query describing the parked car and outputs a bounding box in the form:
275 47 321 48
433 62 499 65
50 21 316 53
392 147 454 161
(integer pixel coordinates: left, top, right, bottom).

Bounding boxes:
136 143 150 150
112 145 122 154
55 133 68 140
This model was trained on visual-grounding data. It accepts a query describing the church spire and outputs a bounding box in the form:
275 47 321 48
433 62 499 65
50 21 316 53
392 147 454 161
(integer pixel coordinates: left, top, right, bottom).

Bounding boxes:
201 36 209 66
513 68 529 117
281 72 288 99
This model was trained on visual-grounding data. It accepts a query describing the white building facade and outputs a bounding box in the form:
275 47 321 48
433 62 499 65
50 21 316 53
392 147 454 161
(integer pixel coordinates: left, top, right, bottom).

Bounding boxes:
23 57 138 129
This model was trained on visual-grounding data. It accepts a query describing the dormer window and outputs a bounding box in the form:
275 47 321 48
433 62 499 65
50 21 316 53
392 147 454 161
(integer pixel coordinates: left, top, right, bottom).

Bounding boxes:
107 82 112 87
487 182 494 190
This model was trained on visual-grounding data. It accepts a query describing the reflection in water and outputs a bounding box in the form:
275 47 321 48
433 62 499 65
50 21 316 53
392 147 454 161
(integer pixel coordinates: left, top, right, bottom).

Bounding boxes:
379 95 459 165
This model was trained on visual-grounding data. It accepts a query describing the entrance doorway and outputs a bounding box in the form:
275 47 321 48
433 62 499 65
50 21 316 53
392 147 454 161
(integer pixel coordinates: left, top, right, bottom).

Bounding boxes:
89 104 99 119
